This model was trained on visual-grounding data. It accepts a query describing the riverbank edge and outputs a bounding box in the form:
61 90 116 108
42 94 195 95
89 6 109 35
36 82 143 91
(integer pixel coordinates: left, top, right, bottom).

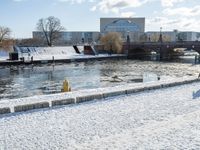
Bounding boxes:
0 76 199 116
0 55 127 66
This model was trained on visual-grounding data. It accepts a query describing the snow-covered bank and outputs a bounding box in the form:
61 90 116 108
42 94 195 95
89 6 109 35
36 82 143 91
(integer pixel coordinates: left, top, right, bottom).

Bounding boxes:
15 46 82 61
0 46 126 62
0 76 199 115
1 76 200 149
14 46 125 61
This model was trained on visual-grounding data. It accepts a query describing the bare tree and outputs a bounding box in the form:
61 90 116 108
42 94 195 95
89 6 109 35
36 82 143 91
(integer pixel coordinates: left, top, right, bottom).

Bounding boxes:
100 32 123 54
0 26 11 43
36 16 65 46
16 38 44 47
149 33 171 42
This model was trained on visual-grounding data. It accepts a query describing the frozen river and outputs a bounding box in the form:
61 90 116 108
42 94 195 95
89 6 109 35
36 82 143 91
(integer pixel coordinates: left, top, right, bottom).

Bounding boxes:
0 59 200 100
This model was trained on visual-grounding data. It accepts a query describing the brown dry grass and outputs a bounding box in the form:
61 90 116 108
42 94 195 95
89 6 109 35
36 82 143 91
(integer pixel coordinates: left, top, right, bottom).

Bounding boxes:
100 32 123 54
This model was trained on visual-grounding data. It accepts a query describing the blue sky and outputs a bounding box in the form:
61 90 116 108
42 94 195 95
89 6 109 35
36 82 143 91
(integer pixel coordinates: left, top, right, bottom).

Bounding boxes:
0 0 200 38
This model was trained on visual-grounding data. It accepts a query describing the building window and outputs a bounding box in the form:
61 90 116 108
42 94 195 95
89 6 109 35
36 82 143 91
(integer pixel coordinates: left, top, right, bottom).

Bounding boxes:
104 19 141 33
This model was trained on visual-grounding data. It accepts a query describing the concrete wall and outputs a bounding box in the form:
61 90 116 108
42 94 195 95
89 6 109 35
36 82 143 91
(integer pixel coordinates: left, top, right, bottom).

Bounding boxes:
14 102 49 112
0 107 11 114
52 98 75 107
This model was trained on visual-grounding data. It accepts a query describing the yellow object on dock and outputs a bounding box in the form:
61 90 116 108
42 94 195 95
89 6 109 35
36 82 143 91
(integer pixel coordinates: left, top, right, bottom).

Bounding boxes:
62 80 71 92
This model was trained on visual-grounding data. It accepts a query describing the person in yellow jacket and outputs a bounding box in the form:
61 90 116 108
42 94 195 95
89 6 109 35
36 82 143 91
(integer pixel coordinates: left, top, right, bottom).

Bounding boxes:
61 80 71 92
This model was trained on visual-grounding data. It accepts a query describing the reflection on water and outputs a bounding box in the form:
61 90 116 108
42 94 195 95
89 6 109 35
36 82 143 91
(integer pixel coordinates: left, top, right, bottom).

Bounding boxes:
0 62 101 100
0 49 9 60
0 59 200 100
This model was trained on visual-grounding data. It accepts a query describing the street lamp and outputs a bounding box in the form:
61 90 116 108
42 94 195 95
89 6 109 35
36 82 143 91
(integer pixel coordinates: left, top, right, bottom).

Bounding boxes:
192 45 195 50
159 27 163 60
108 39 112 55
159 27 163 43
126 31 130 55
148 35 151 42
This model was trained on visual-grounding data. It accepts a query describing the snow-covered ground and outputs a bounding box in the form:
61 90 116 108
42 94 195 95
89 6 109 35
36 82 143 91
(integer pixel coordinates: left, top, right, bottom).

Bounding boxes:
1 81 200 149
15 46 83 61
0 46 125 61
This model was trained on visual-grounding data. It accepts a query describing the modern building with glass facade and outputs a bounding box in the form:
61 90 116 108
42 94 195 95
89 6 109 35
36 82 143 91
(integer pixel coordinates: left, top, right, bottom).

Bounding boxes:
100 18 145 42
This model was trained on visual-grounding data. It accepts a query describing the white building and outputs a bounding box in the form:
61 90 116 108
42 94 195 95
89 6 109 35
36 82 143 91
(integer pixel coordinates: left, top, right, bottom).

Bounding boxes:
178 32 200 41
32 31 100 45
146 30 200 42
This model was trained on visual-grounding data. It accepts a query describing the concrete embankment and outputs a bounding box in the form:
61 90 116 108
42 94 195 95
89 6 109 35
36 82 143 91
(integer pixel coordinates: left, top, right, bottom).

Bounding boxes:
0 55 127 66
0 76 199 116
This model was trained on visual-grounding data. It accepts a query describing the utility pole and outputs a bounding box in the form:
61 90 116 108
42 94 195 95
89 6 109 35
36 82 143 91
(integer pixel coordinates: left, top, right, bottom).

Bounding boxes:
126 31 130 55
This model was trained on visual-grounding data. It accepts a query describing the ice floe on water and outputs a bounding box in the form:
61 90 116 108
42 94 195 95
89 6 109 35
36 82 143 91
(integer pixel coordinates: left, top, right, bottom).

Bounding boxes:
1 59 200 100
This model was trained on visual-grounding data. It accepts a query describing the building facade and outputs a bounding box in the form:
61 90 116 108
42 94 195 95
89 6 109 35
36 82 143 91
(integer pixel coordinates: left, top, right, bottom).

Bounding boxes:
100 18 145 42
33 18 145 44
178 32 200 41
32 17 200 45
146 31 178 42
146 30 200 42
32 31 100 46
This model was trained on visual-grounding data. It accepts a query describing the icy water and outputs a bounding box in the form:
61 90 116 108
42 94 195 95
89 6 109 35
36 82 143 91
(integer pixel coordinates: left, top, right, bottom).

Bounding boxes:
0 59 200 100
